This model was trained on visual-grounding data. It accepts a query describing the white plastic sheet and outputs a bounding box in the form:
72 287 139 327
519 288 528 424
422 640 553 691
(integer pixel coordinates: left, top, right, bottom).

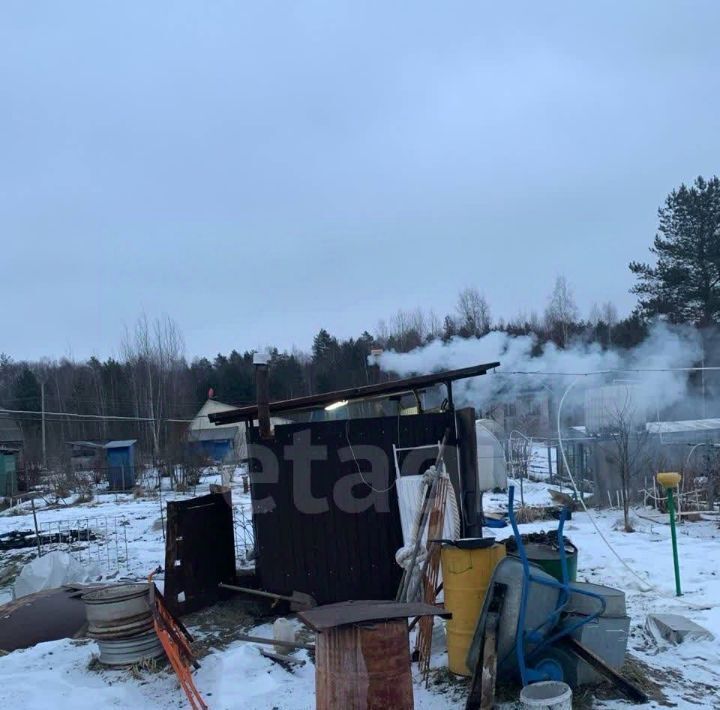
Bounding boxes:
13 550 102 599
396 475 458 546
476 419 508 491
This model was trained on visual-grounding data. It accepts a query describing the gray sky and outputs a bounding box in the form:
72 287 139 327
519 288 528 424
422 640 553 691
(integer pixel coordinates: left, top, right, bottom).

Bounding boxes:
2 1 719 361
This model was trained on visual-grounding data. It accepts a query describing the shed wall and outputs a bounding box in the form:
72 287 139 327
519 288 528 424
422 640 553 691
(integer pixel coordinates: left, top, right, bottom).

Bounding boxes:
247 410 478 603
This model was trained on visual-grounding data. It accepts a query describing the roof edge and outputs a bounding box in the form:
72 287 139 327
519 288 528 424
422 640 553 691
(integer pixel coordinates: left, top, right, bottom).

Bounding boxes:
209 361 500 424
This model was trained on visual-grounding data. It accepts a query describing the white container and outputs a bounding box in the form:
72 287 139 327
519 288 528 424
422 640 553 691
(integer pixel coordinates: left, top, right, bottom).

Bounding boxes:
519 681 572 710
273 617 296 654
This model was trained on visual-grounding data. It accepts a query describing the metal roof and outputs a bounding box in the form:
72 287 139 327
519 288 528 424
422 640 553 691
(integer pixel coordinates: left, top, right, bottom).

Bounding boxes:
104 439 137 449
646 419 720 435
188 427 239 442
209 361 500 424
0 413 23 445
67 440 106 449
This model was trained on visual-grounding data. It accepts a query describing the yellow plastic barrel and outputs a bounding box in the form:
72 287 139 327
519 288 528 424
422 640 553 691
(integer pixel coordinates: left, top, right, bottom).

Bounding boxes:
441 542 506 676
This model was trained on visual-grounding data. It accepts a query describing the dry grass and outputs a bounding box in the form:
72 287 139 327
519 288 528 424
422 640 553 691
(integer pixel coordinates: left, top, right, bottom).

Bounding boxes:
514 505 550 523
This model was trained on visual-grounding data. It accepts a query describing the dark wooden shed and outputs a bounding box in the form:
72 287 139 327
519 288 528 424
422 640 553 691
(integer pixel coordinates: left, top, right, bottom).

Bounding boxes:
210 362 498 604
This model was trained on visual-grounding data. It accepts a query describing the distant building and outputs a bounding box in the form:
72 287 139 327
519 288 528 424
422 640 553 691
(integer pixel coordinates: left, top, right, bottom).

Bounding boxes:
485 389 553 438
645 417 720 444
0 446 18 496
580 416 720 505
187 398 291 463
0 414 23 496
105 440 137 490
66 439 136 490
0 413 23 451
584 384 650 434
67 440 106 470
187 399 244 463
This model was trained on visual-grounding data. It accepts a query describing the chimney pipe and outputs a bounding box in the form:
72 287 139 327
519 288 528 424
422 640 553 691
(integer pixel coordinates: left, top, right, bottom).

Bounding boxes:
253 352 271 439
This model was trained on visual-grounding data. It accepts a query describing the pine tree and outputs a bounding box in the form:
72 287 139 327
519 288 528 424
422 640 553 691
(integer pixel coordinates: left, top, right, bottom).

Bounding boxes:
630 176 720 325
13 367 41 411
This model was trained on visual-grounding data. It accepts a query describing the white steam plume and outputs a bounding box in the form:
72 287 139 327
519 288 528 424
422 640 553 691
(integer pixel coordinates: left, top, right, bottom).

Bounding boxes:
372 323 703 417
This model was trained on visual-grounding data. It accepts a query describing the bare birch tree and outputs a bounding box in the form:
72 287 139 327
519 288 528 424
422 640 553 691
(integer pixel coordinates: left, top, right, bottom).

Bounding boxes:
605 387 649 532
122 314 185 459
545 275 578 346
456 287 491 337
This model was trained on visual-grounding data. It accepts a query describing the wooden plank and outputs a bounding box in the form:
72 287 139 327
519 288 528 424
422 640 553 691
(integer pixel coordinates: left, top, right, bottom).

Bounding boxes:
560 636 649 703
480 613 498 710
465 611 498 710
259 648 306 667
418 477 449 677
238 633 314 651
299 600 450 632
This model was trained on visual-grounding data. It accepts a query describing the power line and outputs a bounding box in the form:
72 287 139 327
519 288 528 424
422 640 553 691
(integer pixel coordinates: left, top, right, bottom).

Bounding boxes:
502 366 720 377
4 393 214 408
0 407 192 423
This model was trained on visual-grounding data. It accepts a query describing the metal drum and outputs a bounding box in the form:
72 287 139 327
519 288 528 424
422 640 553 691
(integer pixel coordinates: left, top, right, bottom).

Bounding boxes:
441 541 506 676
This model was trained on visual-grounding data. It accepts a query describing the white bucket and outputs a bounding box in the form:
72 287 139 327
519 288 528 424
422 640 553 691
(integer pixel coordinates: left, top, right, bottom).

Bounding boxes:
519 681 572 710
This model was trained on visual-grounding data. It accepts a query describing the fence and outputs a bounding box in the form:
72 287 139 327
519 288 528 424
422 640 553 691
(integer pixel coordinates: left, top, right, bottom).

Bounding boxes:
0 513 132 576
232 504 254 568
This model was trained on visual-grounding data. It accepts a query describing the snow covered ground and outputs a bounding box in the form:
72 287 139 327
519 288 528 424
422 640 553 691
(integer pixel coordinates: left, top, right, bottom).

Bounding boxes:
0 470 235 603
1 475 719 708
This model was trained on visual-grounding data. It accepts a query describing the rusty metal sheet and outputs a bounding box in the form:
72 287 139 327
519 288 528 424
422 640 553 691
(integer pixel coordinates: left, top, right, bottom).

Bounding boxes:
164 492 236 616
316 619 414 710
0 586 94 651
298 599 450 632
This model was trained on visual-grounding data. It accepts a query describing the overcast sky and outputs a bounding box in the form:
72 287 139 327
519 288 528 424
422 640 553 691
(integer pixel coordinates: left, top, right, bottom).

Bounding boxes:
2 1 719 362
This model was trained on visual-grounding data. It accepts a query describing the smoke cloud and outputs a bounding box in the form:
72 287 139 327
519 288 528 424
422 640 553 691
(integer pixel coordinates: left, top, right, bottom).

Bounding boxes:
372 323 704 420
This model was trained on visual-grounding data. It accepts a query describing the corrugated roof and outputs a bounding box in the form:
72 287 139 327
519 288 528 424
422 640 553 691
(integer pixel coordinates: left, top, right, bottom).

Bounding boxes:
646 419 720 435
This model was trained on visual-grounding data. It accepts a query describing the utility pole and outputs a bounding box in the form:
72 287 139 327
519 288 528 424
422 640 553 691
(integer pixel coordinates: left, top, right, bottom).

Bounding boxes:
702 356 707 420
41 379 46 469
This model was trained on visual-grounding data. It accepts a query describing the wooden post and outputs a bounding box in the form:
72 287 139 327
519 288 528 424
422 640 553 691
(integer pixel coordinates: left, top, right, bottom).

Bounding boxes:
30 497 42 557
254 354 271 440
547 446 553 483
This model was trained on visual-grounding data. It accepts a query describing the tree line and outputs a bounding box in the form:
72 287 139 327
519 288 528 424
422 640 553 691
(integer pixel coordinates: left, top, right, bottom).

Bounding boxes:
2 175 719 466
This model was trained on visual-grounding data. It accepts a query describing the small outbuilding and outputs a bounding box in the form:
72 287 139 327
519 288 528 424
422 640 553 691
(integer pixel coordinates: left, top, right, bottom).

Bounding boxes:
67 441 106 470
0 447 18 496
0 413 23 452
187 399 244 463
104 440 137 490
188 398 290 463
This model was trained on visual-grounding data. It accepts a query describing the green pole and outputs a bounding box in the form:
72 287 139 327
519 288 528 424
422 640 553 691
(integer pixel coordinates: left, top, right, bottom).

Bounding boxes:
666 487 682 596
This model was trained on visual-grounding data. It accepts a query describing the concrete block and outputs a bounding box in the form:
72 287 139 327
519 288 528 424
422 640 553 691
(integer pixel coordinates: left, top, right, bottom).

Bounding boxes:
646 613 714 645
